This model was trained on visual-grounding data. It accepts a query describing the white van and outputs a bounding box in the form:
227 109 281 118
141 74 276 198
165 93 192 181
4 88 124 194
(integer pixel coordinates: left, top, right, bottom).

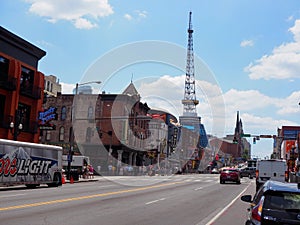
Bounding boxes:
256 159 288 191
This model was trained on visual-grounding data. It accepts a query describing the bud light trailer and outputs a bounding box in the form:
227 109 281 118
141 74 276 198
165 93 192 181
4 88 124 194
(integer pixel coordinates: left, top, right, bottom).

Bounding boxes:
0 139 63 188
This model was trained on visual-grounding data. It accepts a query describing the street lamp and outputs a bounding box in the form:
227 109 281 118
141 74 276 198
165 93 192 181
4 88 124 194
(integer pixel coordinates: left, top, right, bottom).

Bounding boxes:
10 110 23 141
67 80 102 180
75 81 102 95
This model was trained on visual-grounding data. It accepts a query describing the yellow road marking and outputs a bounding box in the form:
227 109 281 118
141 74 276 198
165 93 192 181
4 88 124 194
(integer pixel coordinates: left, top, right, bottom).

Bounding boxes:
0 181 184 211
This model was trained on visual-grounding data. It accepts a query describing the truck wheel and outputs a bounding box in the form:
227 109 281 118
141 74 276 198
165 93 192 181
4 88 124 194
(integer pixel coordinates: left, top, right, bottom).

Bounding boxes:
25 184 40 188
48 173 62 187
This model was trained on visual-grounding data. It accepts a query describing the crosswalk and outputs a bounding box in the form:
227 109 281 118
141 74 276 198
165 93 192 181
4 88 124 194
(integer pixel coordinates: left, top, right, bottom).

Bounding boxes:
100 174 252 185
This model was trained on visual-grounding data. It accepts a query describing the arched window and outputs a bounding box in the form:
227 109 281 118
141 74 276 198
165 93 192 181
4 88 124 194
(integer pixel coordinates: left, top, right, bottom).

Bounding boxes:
87 106 93 119
61 106 66 121
47 81 50 91
59 126 65 141
46 130 51 141
86 127 92 142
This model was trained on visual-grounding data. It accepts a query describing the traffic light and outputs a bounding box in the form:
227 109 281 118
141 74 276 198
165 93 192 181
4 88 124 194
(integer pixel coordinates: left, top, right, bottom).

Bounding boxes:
253 137 256 144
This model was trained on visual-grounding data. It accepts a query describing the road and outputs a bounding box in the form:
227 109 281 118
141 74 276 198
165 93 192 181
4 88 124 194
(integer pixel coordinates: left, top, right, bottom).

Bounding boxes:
0 174 256 225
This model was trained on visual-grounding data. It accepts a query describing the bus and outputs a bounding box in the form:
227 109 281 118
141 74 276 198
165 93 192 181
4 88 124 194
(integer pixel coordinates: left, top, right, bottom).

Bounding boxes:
0 139 63 188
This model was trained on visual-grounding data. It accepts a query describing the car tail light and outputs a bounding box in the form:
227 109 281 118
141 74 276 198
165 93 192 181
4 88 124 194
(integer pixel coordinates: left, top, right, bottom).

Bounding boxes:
255 169 259 178
252 196 264 222
285 171 289 181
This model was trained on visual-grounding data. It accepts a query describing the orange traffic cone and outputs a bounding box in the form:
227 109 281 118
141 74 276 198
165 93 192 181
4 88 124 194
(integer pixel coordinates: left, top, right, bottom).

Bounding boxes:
70 175 74 184
62 175 66 184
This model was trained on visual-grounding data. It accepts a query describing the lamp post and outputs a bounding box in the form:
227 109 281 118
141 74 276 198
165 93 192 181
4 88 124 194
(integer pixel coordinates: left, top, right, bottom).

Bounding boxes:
10 109 23 141
75 81 102 95
67 80 102 180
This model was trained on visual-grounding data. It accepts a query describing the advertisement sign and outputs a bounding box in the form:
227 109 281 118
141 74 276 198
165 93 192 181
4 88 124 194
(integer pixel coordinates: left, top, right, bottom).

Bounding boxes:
0 145 58 183
283 128 300 140
38 107 58 130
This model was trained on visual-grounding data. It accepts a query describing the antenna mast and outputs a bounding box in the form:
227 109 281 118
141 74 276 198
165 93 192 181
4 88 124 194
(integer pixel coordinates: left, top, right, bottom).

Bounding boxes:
182 11 199 116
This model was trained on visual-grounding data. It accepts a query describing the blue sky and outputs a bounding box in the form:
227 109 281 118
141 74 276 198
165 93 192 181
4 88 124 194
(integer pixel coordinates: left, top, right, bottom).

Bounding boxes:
1 0 300 159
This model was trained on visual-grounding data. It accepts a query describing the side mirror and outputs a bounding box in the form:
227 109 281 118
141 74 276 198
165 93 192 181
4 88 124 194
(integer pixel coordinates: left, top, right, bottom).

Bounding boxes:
241 195 252 203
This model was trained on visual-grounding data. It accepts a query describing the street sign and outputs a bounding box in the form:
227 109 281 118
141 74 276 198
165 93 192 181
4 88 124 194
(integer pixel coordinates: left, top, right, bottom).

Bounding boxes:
241 133 251 137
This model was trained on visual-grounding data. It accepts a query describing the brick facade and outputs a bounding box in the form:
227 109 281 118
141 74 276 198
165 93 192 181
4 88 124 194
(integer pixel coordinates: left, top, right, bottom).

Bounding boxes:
0 26 45 143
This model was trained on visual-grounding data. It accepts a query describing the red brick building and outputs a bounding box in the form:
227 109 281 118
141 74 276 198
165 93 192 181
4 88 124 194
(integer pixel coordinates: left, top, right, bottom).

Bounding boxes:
0 26 46 143
41 83 152 172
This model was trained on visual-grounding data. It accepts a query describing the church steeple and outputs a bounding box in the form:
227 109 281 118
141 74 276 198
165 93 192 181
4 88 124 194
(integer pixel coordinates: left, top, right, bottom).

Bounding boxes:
234 111 244 138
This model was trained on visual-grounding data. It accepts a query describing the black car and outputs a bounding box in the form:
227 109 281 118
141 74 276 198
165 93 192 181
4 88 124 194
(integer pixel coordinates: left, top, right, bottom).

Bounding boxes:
241 180 300 225
240 167 256 178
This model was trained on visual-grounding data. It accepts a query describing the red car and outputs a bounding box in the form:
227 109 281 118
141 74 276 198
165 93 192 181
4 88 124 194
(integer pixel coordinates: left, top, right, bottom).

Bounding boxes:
220 168 241 184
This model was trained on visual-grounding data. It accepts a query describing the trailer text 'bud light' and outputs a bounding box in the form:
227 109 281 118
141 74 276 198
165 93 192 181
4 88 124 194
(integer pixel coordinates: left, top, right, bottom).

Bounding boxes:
0 139 63 188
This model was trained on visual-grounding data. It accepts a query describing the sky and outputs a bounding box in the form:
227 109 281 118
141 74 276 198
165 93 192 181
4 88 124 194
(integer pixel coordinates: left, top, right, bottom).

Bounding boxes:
1 0 300 159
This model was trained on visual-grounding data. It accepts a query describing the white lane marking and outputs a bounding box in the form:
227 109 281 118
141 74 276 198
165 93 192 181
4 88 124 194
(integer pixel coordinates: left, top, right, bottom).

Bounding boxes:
203 180 213 182
203 184 251 225
194 187 203 191
145 198 166 205
0 194 26 198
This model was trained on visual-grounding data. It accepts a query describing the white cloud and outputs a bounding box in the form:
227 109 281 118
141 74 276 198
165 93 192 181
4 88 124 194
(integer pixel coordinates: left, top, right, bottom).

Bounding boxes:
245 19 300 80
240 39 254 47
135 10 147 18
287 15 294 22
74 17 97 29
60 76 299 138
136 76 299 137
124 10 148 21
60 82 100 94
124 14 133 21
241 113 297 133
24 0 113 29
61 82 75 94
275 90 300 115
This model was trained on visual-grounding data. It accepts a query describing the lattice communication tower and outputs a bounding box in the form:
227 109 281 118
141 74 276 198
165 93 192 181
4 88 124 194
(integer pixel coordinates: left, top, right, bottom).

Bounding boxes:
182 11 199 116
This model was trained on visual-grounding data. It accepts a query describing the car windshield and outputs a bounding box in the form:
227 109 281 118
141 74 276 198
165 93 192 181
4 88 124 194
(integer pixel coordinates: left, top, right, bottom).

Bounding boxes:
264 192 300 210
223 169 238 173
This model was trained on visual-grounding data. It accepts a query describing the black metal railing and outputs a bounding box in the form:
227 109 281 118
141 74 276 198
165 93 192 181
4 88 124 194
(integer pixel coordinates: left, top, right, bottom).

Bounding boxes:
20 84 42 99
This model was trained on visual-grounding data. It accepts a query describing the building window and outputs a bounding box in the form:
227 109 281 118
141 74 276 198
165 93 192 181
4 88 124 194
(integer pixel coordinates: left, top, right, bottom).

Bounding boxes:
86 127 92 142
87 106 93 120
47 81 50 91
61 106 66 121
0 94 5 123
20 66 34 93
17 103 30 131
0 56 9 82
59 126 65 141
46 130 51 141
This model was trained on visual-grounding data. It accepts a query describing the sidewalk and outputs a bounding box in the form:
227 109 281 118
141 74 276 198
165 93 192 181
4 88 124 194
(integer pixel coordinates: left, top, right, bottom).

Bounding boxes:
63 175 103 184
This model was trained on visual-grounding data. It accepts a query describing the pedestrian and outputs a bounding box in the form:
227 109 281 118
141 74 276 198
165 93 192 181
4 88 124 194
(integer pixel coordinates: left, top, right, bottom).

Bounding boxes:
89 164 94 179
108 164 113 175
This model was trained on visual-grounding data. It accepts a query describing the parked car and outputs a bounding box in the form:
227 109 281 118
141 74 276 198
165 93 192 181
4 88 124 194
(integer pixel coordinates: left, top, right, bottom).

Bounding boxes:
241 180 300 225
220 168 241 184
240 167 256 178
211 168 219 174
